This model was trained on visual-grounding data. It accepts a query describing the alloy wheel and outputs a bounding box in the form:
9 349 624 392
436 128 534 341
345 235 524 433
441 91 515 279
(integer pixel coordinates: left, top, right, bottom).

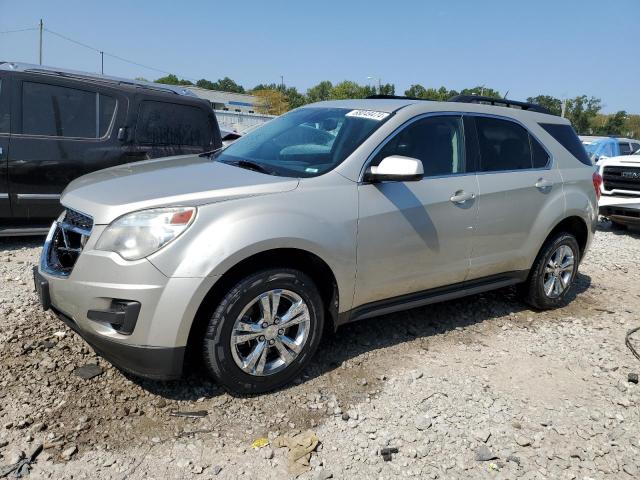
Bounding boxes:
230 289 311 376
543 244 575 298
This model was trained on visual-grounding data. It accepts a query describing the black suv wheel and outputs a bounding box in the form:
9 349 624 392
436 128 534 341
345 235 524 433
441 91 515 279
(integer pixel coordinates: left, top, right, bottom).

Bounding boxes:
202 269 324 394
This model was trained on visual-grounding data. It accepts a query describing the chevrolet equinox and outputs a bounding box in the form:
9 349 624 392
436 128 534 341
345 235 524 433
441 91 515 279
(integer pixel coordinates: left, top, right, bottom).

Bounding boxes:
34 95 600 394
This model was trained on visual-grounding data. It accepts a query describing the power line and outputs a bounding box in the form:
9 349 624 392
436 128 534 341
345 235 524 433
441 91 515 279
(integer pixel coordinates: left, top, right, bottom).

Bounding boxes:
43 27 194 80
0 27 38 34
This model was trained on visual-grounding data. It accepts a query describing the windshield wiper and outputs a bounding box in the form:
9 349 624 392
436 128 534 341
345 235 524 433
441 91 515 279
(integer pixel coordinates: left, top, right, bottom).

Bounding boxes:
227 160 275 175
198 146 225 158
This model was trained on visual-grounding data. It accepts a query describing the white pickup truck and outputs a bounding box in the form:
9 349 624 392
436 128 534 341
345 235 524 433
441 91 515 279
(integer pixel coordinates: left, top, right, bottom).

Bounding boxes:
598 149 640 228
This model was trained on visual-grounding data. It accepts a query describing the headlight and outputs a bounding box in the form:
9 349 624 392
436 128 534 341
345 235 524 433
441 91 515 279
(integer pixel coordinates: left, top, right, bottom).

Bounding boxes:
96 207 196 260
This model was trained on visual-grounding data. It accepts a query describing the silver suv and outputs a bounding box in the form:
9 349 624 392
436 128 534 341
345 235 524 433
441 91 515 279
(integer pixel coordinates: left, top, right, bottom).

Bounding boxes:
34 96 599 394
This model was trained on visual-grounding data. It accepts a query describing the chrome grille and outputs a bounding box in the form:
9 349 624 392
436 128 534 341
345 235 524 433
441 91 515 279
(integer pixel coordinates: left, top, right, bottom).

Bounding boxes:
64 209 93 231
42 209 93 276
602 165 640 193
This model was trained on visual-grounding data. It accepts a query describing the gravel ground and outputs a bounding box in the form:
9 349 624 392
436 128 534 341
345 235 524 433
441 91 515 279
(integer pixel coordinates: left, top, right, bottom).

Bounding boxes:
1 220 639 479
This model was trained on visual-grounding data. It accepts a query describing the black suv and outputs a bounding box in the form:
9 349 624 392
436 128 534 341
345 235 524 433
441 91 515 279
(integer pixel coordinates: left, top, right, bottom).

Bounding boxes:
0 62 222 235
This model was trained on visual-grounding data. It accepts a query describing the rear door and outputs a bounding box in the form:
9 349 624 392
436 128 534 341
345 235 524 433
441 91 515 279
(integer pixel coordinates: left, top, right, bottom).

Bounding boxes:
8 75 124 221
0 73 10 219
468 115 563 279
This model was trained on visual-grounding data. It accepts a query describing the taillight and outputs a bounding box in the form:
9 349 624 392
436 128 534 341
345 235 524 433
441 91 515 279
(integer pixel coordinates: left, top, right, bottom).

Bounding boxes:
592 171 602 201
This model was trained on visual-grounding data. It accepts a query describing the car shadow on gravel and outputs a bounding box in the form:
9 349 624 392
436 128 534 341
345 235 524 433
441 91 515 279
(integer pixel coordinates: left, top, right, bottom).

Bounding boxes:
127 272 592 400
597 221 640 239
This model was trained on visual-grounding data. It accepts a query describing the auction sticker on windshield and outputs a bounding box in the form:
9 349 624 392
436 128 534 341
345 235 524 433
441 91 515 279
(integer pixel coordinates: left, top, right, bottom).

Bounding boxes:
346 110 390 121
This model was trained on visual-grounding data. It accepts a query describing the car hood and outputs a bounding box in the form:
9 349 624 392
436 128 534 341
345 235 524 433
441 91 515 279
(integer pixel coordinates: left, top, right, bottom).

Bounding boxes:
61 154 299 225
597 154 640 167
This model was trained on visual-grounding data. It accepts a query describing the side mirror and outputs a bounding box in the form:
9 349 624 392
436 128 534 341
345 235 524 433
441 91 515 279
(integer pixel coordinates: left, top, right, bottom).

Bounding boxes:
364 155 424 183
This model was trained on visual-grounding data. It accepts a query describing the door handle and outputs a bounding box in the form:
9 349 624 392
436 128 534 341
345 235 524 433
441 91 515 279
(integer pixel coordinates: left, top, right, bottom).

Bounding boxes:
450 190 476 204
535 178 553 191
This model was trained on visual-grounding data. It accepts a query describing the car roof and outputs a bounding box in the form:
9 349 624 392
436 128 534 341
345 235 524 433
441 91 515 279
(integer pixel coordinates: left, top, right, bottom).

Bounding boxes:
304 98 568 124
0 61 197 98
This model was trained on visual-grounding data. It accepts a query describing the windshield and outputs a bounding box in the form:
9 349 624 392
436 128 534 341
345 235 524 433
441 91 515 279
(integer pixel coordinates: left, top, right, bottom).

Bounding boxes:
212 107 390 177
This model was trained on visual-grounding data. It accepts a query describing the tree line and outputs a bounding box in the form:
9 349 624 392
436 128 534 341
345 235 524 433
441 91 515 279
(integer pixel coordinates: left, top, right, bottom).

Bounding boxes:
149 74 639 138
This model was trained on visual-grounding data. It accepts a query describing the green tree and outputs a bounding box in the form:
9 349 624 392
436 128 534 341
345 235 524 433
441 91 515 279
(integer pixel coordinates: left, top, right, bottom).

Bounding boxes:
405 84 428 98
196 78 216 89
134 76 149 82
306 81 333 103
329 81 374 100
404 85 458 100
197 77 245 93
460 86 501 98
593 111 627 136
154 74 193 86
526 95 563 116
565 95 601 134
252 89 289 115
378 83 395 95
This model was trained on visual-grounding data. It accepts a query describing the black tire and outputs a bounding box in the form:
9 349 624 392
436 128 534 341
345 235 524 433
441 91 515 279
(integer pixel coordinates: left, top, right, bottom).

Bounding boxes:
202 269 324 395
610 220 628 231
518 233 580 310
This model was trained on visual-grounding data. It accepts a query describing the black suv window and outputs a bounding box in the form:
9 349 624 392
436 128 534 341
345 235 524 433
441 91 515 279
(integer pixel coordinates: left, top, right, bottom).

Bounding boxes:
475 117 538 172
22 82 116 138
373 116 465 176
0 79 9 133
136 101 212 146
539 123 591 165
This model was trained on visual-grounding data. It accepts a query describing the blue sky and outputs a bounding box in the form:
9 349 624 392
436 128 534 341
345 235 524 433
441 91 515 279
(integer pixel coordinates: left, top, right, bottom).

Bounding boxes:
1 0 638 113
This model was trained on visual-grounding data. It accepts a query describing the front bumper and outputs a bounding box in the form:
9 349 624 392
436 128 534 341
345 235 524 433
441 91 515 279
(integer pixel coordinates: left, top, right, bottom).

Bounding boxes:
36 222 216 380
599 195 640 226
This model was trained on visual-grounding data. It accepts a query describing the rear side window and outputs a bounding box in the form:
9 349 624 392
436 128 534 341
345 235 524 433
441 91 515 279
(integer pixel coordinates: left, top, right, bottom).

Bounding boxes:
22 82 116 138
135 101 212 146
539 123 592 165
475 117 534 171
372 115 466 176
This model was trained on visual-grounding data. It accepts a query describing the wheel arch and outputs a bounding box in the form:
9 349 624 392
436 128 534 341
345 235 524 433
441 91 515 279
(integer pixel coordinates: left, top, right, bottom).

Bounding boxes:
185 248 340 364
541 215 589 259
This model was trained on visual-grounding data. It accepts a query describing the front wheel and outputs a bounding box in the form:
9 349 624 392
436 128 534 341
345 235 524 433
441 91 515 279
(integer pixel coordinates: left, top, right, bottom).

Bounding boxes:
202 269 324 394
518 233 580 310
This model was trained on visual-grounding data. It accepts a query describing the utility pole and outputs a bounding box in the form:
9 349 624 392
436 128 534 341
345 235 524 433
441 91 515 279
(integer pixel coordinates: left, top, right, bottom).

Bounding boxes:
100 51 104 74
39 19 43 65
280 75 284 90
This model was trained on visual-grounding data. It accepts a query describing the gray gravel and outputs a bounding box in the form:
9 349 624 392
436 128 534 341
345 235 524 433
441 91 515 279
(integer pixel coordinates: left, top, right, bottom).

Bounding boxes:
1 220 639 479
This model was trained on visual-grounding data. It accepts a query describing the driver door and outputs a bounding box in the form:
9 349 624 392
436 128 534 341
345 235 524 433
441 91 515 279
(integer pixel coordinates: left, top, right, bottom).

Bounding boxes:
354 115 479 307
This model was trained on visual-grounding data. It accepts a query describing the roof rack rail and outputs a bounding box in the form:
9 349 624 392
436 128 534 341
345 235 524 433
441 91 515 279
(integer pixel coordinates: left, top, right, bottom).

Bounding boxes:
448 95 553 115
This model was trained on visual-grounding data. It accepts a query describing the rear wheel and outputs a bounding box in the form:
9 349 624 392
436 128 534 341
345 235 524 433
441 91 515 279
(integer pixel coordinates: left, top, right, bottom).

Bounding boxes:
518 233 580 310
202 269 324 394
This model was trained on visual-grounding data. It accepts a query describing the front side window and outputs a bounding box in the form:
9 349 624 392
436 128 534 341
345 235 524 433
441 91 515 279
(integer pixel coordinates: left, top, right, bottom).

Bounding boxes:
213 107 388 178
372 115 465 176
476 117 535 172
22 82 116 138
135 101 212 147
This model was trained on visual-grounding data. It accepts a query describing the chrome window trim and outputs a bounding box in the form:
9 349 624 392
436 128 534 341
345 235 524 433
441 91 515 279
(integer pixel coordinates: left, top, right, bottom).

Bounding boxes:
16 193 61 200
0 193 8 199
358 111 554 183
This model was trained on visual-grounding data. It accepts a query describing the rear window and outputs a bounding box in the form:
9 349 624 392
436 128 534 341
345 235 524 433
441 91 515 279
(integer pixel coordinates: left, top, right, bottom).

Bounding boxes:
22 82 116 138
539 123 592 166
135 101 212 146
